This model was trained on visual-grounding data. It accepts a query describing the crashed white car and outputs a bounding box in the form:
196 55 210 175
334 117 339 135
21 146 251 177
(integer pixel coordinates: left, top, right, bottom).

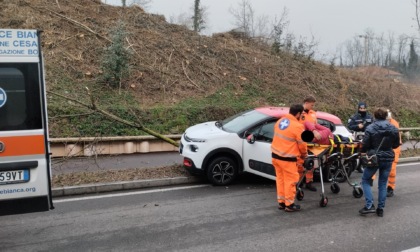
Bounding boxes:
180 107 352 185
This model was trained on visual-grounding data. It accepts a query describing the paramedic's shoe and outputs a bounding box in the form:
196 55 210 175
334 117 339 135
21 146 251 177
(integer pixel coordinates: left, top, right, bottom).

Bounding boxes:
387 186 394 197
359 205 376 215
285 203 301 212
278 203 286 210
305 182 317 192
376 208 384 217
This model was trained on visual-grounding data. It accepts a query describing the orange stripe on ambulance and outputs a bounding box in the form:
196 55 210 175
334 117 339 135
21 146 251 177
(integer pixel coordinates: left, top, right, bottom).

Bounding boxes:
0 28 53 216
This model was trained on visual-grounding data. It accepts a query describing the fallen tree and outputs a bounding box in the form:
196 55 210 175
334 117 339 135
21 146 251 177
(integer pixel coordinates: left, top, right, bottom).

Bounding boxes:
48 88 180 147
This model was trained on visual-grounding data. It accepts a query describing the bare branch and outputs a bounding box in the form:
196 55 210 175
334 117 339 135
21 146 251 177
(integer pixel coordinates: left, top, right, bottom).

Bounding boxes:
47 90 180 147
182 61 201 89
33 6 112 43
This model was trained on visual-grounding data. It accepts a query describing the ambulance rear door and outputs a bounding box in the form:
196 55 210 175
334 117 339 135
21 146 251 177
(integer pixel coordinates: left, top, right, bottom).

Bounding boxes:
0 29 53 215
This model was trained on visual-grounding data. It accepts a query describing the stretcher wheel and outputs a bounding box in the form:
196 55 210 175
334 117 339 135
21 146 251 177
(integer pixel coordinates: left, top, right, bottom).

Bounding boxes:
353 187 363 198
296 188 304 201
319 196 328 207
330 183 340 194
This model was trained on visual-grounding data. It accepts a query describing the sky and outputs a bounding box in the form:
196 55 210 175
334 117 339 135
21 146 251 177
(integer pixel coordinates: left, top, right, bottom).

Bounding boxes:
102 0 418 60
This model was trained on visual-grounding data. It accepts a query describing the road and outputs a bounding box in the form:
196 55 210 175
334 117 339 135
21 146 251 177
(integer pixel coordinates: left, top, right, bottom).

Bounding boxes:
51 152 183 175
51 141 418 175
2 162 420 252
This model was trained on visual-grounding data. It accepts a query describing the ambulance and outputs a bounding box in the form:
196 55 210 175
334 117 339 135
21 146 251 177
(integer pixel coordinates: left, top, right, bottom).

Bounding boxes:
0 29 53 215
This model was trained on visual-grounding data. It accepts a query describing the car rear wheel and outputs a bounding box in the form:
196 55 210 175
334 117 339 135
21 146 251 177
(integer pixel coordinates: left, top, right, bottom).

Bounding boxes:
206 156 238 186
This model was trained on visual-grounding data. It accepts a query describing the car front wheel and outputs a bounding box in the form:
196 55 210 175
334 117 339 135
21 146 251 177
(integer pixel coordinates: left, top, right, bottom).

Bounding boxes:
206 156 238 186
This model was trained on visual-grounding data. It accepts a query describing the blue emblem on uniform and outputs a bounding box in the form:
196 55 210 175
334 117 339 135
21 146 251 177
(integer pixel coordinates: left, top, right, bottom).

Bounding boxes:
279 118 290 130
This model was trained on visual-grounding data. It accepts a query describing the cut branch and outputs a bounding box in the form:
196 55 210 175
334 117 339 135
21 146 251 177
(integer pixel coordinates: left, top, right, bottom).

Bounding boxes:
48 90 179 147
34 6 112 43
182 61 200 89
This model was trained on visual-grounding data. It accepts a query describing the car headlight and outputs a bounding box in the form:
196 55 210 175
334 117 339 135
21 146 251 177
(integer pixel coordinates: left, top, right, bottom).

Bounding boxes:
184 134 206 143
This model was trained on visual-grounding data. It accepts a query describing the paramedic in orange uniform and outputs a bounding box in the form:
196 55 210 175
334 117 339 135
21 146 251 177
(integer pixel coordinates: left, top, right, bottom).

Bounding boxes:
298 95 320 192
271 104 307 212
386 110 402 197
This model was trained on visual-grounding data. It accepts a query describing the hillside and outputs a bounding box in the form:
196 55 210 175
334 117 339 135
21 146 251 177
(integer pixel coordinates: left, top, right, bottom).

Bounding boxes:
3 0 420 137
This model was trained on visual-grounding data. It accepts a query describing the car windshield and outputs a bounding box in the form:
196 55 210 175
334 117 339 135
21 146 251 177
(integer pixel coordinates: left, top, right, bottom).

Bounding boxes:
221 109 271 133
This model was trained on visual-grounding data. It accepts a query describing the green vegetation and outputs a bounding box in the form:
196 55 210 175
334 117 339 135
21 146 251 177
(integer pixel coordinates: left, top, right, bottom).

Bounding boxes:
99 21 131 89
48 78 420 138
48 83 253 137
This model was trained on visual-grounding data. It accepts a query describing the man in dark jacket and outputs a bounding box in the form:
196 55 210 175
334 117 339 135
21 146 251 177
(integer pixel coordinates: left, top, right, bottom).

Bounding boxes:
348 102 373 132
348 101 374 172
358 108 400 217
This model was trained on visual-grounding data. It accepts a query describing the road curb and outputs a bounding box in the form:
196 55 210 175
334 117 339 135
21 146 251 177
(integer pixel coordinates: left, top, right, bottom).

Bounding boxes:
398 157 420 163
52 157 418 197
52 176 204 197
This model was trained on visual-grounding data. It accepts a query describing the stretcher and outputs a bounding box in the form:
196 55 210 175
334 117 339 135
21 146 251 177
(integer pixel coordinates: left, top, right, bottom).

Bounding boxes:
296 140 364 207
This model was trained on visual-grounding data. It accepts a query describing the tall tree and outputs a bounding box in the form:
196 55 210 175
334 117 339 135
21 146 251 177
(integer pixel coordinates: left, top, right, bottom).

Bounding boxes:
397 35 409 72
416 0 420 33
121 0 152 9
229 0 255 37
192 0 206 32
408 40 419 79
270 8 289 53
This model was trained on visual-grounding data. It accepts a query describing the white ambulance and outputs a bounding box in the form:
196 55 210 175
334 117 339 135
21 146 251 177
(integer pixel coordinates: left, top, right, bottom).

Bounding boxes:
0 29 53 215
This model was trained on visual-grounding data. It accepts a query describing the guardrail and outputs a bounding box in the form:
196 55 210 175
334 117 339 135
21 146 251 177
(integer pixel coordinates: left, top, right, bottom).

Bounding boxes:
50 127 420 158
50 135 182 158
400 127 420 139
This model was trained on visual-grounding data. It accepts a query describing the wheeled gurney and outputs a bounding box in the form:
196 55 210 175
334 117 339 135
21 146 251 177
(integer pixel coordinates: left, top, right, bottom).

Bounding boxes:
296 140 364 207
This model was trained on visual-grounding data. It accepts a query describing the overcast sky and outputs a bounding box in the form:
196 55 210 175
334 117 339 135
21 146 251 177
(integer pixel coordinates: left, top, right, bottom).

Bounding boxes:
103 0 418 59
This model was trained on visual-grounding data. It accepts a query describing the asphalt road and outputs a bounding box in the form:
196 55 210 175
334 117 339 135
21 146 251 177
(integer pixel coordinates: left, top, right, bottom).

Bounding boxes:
51 141 417 175
51 151 183 175
2 162 420 252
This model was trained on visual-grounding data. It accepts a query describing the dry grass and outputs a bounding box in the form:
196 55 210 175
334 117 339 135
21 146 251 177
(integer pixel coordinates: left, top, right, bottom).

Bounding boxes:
52 164 190 187
3 0 420 115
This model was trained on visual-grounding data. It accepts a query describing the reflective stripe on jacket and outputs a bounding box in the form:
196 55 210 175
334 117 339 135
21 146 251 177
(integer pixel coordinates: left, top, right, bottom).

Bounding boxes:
271 114 307 159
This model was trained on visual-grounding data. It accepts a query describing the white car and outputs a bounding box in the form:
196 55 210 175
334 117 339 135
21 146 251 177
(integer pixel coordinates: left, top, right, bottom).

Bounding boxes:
180 107 353 185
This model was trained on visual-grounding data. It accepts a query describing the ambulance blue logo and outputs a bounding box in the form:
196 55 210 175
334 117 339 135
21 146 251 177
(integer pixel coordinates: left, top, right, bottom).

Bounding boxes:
0 88 7 108
279 118 290 130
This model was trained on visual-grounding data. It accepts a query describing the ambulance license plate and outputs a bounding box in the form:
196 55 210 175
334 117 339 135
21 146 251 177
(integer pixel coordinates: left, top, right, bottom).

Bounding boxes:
0 170 30 185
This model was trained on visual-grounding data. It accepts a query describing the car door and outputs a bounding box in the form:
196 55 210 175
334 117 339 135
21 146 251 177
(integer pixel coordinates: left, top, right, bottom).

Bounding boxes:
242 120 277 181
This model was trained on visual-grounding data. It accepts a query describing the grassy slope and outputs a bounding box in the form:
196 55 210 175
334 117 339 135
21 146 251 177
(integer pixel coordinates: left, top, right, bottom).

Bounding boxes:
3 0 420 137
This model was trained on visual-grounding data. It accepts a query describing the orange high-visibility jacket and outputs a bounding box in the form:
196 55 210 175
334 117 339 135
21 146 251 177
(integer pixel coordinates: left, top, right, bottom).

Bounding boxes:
272 114 307 159
389 118 401 156
300 109 317 125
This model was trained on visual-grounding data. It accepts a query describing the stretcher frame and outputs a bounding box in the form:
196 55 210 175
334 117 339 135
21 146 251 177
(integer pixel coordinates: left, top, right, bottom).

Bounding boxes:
296 141 364 207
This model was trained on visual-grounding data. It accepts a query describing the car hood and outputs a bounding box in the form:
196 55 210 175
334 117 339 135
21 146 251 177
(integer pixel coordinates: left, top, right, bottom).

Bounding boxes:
185 121 226 138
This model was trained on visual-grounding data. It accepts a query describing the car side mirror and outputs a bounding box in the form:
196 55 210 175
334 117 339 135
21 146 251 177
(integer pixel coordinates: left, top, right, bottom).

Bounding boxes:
247 134 256 144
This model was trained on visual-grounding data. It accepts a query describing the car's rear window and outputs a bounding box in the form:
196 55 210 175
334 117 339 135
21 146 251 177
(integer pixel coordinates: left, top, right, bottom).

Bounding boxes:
222 109 270 133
